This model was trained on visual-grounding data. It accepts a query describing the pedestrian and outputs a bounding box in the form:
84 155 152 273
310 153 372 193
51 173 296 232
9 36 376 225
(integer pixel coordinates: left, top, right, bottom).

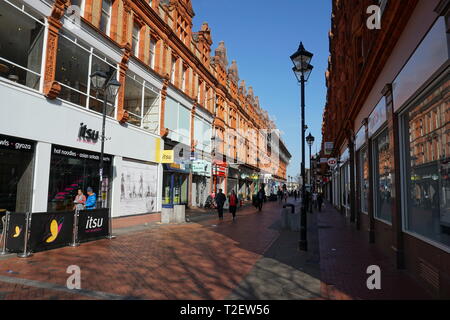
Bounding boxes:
312 192 318 209
317 193 323 212
215 189 226 220
85 187 97 210
277 188 283 204
294 189 298 201
73 189 86 211
257 189 265 212
229 190 238 221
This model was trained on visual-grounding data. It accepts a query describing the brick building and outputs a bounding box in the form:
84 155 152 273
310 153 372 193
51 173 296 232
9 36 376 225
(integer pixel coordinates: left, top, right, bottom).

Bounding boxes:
320 0 449 297
0 0 290 219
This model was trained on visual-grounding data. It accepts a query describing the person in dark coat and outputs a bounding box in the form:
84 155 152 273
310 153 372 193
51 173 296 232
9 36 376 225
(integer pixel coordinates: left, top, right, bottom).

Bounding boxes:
317 193 323 212
215 189 226 220
257 189 265 212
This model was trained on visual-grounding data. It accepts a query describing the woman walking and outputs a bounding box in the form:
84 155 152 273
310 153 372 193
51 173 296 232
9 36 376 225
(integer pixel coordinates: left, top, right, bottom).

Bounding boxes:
229 190 238 221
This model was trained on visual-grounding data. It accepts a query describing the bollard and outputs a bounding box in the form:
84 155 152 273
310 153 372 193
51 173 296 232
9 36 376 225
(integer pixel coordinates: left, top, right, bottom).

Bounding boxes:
70 209 80 247
0 213 9 255
283 203 295 214
18 212 33 258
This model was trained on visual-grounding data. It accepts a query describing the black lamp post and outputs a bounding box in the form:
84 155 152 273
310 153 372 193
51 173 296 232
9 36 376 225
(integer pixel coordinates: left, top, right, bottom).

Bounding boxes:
291 42 313 251
90 70 121 239
306 133 315 213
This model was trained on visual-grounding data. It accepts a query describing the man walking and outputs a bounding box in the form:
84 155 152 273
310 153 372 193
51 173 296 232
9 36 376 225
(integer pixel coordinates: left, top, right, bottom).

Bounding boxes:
257 188 265 212
215 189 226 220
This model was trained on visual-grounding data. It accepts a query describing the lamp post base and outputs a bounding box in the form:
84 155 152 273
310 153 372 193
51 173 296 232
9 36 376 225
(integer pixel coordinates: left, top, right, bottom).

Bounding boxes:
17 252 33 258
299 240 308 251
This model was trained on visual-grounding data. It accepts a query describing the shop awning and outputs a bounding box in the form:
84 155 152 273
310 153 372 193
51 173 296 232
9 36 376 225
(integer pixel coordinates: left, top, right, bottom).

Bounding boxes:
163 163 190 174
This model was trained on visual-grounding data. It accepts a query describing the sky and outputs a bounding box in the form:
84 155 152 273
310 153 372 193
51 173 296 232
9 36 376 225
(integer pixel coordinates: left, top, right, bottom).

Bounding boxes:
192 0 332 179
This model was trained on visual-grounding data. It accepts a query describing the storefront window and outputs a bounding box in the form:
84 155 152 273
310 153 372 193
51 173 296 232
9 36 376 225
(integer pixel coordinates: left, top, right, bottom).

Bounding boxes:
55 29 117 116
373 129 392 222
0 1 45 90
402 76 450 247
359 147 369 213
124 70 160 130
47 145 112 212
0 135 34 213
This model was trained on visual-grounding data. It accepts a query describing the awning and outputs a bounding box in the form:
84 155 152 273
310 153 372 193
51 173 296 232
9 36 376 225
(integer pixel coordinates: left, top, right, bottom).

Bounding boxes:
163 163 190 174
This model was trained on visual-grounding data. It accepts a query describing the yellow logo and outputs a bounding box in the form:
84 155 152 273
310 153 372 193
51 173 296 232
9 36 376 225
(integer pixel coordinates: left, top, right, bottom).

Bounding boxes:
12 226 22 238
161 150 174 163
45 219 64 243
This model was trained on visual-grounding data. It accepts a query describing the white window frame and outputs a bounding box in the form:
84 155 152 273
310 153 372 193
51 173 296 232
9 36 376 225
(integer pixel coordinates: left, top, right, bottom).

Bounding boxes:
56 29 118 119
132 22 140 57
100 0 112 36
0 1 47 93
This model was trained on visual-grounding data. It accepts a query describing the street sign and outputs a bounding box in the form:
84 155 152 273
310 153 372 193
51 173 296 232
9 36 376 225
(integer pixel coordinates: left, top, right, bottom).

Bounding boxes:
327 158 337 167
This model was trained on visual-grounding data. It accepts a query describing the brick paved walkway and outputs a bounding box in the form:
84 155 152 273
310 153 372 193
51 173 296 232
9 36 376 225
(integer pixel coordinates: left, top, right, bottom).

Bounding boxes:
318 202 432 300
0 199 432 300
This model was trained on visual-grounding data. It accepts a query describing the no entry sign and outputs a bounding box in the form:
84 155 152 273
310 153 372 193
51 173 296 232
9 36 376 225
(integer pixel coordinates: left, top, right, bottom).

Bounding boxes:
327 158 337 167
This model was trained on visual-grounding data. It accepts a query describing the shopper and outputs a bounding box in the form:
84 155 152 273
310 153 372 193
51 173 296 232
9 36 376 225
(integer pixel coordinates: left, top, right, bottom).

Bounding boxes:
317 193 323 212
85 187 97 210
257 189 265 212
229 190 238 221
215 189 226 220
73 189 86 211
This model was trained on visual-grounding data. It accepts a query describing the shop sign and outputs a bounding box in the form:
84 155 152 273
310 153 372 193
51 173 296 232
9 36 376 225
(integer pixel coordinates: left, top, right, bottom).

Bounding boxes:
77 123 99 143
52 145 112 162
251 174 259 180
355 126 366 150
320 158 328 164
192 160 211 176
161 150 174 163
0 134 34 152
368 98 387 138
324 142 334 155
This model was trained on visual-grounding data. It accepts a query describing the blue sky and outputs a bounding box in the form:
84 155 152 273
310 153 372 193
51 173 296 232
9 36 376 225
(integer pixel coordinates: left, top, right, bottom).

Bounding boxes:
192 0 332 178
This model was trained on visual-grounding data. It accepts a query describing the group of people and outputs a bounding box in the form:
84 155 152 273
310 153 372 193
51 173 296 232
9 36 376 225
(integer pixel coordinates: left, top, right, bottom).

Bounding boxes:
73 187 97 211
214 189 239 220
305 191 324 212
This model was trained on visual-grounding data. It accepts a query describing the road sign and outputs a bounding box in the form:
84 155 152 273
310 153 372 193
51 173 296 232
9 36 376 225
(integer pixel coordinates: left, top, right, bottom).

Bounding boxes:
327 158 337 167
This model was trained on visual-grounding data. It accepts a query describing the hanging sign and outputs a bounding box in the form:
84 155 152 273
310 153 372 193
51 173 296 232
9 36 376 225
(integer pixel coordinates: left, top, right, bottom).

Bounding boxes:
324 142 334 155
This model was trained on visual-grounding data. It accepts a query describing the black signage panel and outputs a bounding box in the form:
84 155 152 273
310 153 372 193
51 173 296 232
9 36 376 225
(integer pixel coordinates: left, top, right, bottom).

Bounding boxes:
28 211 74 252
77 208 109 242
52 145 112 163
5 213 27 253
0 134 34 153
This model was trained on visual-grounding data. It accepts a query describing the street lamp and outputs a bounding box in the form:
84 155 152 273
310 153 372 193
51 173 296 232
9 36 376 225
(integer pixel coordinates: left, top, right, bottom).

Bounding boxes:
306 133 315 213
90 70 121 239
291 42 313 251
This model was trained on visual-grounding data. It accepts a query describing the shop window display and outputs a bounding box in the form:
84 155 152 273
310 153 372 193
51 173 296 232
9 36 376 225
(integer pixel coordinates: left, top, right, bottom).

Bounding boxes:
402 76 450 247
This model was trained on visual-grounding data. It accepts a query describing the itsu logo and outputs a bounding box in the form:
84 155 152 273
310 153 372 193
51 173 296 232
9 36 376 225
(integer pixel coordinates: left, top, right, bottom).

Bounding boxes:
78 123 99 143
85 216 104 232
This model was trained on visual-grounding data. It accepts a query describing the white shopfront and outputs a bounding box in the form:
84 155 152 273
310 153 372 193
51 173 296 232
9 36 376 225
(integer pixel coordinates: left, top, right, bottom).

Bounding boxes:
0 81 163 218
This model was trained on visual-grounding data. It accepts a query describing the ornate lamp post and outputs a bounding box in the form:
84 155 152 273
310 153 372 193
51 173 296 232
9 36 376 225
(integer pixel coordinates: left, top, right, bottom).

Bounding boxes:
291 42 314 251
306 133 315 213
90 70 121 239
